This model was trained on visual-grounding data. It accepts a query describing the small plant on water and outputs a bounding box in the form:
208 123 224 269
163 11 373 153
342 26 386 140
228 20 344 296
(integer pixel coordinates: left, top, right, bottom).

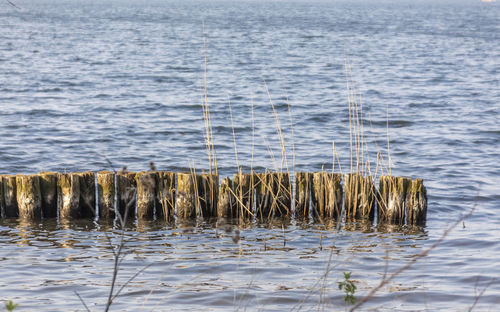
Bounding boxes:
338 272 357 305
5 301 18 312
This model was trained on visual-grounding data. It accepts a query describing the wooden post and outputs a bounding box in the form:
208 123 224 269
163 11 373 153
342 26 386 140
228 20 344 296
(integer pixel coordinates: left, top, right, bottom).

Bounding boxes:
76 172 96 218
345 173 375 221
2 175 18 218
311 172 343 220
198 173 218 219
295 172 311 219
97 171 115 220
157 171 175 221
176 172 196 219
255 172 271 221
116 171 136 221
233 172 253 219
16 175 42 219
325 173 343 219
135 171 158 220
311 172 326 219
39 172 58 218
58 173 81 219
406 179 427 225
0 176 4 218
273 172 291 218
377 176 411 224
217 177 235 218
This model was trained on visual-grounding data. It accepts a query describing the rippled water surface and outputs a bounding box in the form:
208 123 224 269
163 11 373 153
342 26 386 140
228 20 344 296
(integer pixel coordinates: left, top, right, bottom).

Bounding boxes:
0 0 499 310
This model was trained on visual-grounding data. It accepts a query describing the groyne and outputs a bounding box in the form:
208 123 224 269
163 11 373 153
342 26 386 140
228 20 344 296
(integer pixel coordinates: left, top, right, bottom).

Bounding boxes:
0 171 427 225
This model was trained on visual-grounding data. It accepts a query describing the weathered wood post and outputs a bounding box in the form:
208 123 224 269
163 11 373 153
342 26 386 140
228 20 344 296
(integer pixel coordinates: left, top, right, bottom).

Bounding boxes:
76 172 96 218
325 173 343 219
217 177 235 218
116 171 136 221
345 173 375 221
16 174 42 219
406 179 427 225
233 172 253 219
273 172 292 218
135 171 158 220
377 176 411 224
38 172 58 218
58 173 81 219
255 172 271 221
295 172 311 219
2 175 18 218
0 176 4 217
198 173 218 219
97 171 115 220
176 172 196 219
157 171 176 221
311 172 343 220
311 172 326 219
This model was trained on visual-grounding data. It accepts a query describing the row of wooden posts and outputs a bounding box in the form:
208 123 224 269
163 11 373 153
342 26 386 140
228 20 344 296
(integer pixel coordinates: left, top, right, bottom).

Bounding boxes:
0 171 427 225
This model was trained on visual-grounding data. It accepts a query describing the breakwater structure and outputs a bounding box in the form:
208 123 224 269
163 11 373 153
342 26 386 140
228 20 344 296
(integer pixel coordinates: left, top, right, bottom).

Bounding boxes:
0 170 427 226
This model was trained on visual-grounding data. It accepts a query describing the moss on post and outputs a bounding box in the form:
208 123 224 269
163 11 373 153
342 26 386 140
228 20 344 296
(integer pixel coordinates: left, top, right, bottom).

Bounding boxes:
295 172 311 220
3 175 18 218
16 175 42 219
377 176 411 224
345 173 375 221
217 177 235 218
198 173 218 219
406 179 427 225
176 172 196 219
233 172 254 219
135 171 158 220
76 172 96 218
38 172 58 218
157 171 176 221
97 171 115 220
116 172 136 221
58 173 81 219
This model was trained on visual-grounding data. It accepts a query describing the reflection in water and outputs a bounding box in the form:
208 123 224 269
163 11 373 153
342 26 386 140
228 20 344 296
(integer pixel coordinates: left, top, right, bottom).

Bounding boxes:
0 217 437 311
344 219 374 233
